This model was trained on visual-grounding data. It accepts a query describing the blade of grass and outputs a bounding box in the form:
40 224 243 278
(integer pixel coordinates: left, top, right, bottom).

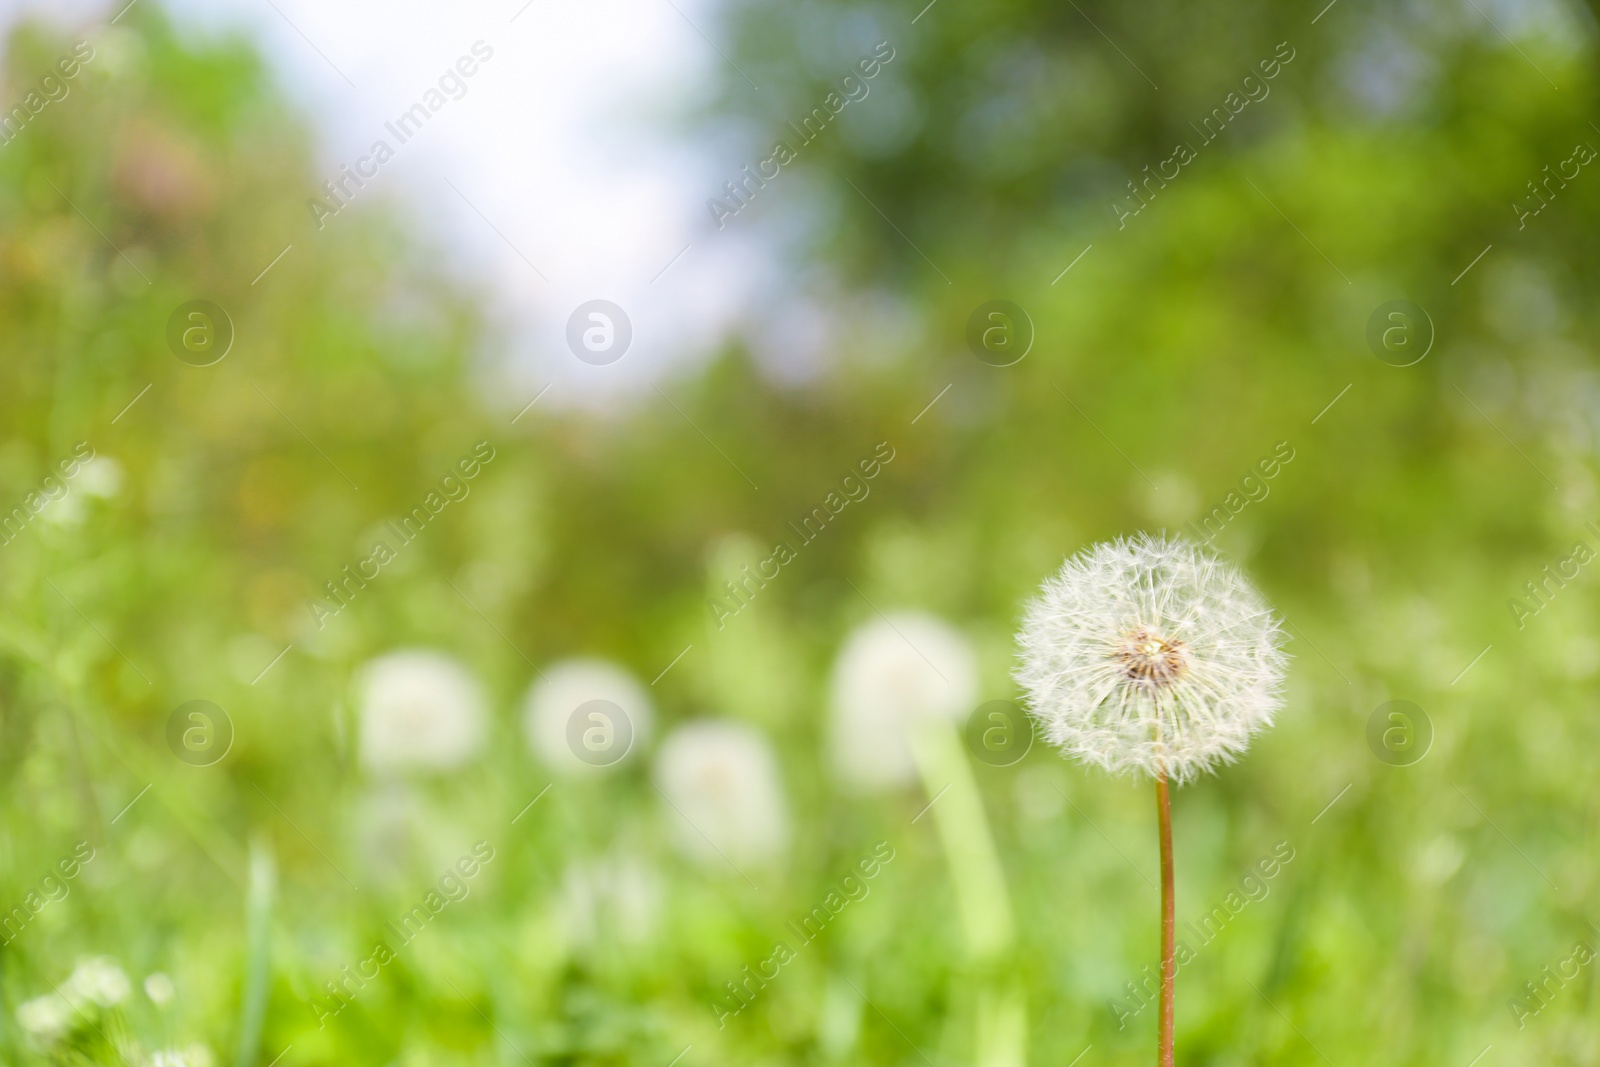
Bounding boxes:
234 839 276 1067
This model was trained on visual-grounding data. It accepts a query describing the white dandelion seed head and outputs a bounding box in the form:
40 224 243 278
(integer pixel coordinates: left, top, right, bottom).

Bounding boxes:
143 972 175 1007
653 720 789 868
523 658 655 774
828 612 978 791
357 650 487 775
38 492 85 527
1014 534 1288 785
16 994 73 1040
66 955 131 1008
77 456 124 499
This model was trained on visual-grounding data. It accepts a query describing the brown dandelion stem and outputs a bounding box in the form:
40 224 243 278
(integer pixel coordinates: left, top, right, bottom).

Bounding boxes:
1156 771 1175 1067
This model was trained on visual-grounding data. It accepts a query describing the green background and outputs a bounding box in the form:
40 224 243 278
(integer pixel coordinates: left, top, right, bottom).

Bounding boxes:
0 1 1595 1064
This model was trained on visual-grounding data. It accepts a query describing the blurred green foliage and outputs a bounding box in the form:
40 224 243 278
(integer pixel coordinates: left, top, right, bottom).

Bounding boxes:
1 2 1598 1065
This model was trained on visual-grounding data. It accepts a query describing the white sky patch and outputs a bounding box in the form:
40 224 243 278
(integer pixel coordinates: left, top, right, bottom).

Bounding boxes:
0 0 772 409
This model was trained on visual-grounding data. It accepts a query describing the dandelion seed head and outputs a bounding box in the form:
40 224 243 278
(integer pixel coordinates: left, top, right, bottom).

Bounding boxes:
357 650 487 774
143 972 175 1007
523 658 654 775
78 456 124 499
828 612 978 790
1014 534 1288 784
16 995 72 1041
653 720 788 867
16 956 133 1043
67 955 131 1008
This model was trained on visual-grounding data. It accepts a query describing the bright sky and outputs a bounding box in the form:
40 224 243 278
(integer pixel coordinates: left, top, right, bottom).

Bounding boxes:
1 0 774 408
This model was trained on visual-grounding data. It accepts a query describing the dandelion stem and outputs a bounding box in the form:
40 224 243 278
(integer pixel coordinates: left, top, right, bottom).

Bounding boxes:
1156 772 1175 1067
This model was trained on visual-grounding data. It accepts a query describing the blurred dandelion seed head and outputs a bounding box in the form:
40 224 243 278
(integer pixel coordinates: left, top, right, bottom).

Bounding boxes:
143 972 175 1006
68 955 131 1008
523 658 654 774
77 455 124 498
17 956 133 1043
828 612 978 790
357 650 487 774
1015 534 1287 784
654 720 789 867
16 994 72 1042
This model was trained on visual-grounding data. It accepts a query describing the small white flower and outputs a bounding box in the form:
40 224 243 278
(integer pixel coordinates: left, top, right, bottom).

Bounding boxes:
653 720 789 867
1014 534 1288 784
16 994 72 1040
357 650 487 774
143 972 175 1006
67 955 131 1007
522 659 653 774
828 612 978 790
